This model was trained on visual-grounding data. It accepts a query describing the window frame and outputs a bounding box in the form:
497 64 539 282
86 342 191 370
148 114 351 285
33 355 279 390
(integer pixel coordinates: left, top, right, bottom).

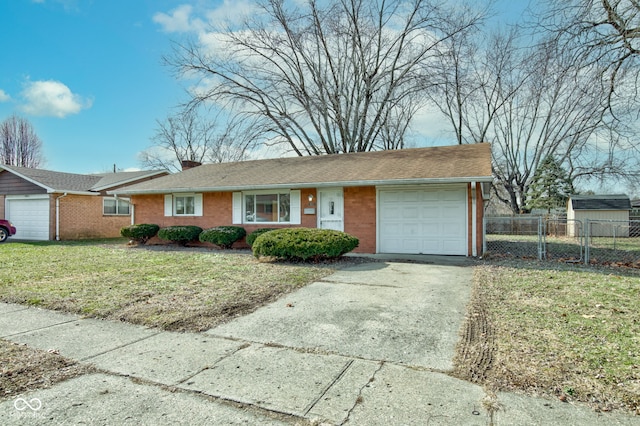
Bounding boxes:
164 193 203 217
174 194 196 216
234 190 300 225
103 197 131 216
243 191 291 224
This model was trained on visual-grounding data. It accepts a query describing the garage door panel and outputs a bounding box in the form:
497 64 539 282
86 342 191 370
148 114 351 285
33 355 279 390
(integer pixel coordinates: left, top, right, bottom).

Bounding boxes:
402 207 420 219
379 186 467 255
421 191 439 202
421 206 439 219
6 198 50 240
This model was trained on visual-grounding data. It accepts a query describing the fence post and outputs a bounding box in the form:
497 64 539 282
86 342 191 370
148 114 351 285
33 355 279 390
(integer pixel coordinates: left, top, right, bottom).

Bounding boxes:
538 216 544 260
584 219 590 265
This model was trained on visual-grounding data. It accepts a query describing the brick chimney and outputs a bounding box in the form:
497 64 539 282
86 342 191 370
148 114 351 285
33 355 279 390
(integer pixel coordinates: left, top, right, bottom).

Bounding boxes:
181 160 202 170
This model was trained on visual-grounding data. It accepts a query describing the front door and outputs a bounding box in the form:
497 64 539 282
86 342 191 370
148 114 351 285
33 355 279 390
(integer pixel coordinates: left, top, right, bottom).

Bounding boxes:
318 188 344 231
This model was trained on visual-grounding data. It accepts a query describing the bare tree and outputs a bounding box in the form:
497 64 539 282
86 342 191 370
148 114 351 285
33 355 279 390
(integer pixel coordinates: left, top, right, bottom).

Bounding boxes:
540 1 640 103
167 0 485 155
0 114 44 168
430 26 636 213
139 108 258 173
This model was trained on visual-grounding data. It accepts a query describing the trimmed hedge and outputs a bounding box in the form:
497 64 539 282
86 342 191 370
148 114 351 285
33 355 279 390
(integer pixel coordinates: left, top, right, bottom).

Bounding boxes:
252 227 359 261
199 226 246 249
157 226 203 246
246 228 277 247
120 224 159 245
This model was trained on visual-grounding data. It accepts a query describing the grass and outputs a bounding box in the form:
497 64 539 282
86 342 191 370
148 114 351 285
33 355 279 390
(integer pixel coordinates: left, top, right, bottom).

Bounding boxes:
456 260 640 414
0 240 336 332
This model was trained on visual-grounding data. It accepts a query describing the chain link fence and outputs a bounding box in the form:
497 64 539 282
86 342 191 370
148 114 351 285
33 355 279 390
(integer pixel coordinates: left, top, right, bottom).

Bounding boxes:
586 220 640 266
484 216 543 259
484 216 640 267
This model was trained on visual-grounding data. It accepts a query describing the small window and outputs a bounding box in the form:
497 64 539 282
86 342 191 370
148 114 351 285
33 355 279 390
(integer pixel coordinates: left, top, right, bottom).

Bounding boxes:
164 194 203 217
103 197 130 215
175 195 195 215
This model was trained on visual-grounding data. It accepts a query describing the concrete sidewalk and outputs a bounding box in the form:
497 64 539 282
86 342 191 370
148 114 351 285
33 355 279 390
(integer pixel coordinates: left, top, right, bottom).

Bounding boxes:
0 261 637 425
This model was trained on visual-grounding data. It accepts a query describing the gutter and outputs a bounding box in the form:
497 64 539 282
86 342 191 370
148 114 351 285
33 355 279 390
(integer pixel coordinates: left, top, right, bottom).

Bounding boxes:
108 176 495 196
55 193 68 241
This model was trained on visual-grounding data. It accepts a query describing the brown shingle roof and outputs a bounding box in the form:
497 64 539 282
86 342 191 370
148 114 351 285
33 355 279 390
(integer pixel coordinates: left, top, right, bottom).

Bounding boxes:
0 165 167 194
112 144 492 195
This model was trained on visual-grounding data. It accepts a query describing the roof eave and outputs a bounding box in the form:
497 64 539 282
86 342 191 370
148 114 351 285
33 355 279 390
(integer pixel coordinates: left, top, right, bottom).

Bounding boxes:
1 166 54 192
90 171 168 191
49 190 99 196
109 176 494 195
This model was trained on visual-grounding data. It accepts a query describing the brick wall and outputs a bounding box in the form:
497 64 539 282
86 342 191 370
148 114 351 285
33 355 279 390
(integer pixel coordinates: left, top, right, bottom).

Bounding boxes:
344 186 376 253
57 194 132 240
132 188 378 253
466 183 485 257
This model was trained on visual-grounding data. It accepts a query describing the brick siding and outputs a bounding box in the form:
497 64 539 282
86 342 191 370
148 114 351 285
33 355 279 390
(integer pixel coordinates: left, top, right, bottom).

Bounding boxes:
344 186 376 253
56 194 132 240
132 188 379 253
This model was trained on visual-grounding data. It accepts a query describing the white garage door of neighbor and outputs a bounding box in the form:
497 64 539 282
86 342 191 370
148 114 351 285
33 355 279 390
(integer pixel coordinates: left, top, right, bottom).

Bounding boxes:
6 197 50 240
379 186 467 255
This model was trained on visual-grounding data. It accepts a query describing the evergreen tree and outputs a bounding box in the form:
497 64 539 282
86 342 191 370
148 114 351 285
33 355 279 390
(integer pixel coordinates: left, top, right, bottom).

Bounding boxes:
526 155 574 213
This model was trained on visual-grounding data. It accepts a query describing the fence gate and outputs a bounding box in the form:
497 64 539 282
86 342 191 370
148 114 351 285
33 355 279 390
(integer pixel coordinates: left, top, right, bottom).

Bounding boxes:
544 219 583 263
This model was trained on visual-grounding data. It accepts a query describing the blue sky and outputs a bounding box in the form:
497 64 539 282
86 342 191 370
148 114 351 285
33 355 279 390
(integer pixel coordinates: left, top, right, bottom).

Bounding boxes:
0 0 528 174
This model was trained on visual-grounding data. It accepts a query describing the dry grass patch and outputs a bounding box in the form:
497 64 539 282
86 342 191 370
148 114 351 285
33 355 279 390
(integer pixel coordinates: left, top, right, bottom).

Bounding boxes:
455 260 640 414
0 240 358 400
1 339 95 401
0 240 339 332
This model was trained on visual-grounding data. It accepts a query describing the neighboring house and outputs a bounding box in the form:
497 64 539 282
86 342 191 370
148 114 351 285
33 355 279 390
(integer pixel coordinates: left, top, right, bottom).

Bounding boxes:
0 165 168 240
567 194 631 237
111 144 493 256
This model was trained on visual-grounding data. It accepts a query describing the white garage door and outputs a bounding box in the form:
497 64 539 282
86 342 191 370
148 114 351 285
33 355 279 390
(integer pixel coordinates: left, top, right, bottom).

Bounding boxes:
379 186 467 255
6 197 50 240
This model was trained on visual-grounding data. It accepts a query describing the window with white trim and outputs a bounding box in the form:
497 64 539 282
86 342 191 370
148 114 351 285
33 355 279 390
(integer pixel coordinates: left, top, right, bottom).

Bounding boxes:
164 193 203 217
175 195 195 215
233 190 300 224
103 197 130 215
245 193 290 223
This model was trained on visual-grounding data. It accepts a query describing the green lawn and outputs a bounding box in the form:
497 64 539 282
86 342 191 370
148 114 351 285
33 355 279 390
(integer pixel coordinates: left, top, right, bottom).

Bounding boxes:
0 240 333 331
462 260 640 414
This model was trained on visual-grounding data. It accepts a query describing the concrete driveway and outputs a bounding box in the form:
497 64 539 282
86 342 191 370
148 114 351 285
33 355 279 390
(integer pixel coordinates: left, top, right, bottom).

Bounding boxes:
1 258 636 425
208 260 472 371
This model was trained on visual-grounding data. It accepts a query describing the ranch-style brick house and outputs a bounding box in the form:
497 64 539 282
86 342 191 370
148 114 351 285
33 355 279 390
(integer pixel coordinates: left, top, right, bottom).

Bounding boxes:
111 144 493 256
0 165 167 240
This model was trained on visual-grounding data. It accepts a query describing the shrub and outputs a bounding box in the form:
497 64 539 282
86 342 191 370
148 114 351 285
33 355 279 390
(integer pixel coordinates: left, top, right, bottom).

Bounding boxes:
157 226 203 246
246 228 277 247
252 227 359 261
199 226 247 249
120 224 159 245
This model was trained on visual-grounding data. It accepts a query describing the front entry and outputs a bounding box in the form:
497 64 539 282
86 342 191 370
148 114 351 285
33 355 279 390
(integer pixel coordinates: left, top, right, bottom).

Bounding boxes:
318 188 344 231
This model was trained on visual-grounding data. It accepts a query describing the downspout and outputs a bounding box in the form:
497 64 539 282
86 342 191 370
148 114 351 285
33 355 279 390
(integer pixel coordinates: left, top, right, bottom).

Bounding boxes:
56 193 68 241
471 182 477 257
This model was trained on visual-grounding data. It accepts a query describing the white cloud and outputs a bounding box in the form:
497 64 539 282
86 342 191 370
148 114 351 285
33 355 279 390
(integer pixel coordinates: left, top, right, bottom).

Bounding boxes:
20 80 92 118
205 0 257 27
154 1 256 34
153 4 205 33
0 89 10 102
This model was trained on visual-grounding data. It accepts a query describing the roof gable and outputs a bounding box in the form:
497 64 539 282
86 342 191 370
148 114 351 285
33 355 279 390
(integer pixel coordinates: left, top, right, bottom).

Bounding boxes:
570 194 631 210
112 144 493 195
0 165 167 194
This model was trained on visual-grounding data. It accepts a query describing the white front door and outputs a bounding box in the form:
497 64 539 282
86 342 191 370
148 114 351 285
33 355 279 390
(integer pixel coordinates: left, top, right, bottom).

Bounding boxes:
318 188 344 231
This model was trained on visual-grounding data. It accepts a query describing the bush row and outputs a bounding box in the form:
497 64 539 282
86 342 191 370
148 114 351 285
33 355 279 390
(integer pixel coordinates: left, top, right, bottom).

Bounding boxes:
120 224 359 260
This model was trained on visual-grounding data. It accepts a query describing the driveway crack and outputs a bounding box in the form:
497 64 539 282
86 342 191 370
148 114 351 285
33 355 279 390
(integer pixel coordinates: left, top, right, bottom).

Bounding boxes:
339 361 384 425
303 359 354 417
